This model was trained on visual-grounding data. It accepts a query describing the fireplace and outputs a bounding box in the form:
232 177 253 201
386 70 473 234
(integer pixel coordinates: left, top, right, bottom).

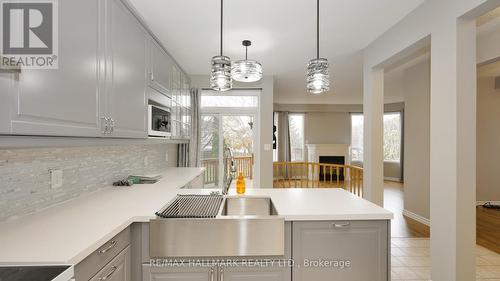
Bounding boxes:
319 156 345 180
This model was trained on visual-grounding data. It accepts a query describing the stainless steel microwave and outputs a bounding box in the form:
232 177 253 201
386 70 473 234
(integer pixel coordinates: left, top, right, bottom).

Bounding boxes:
148 104 171 137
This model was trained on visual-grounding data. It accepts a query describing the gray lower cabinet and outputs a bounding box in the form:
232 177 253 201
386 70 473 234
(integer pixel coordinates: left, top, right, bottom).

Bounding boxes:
75 227 131 281
220 263 290 281
90 246 131 281
103 0 147 138
292 220 389 281
143 263 290 281
142 264 215 281
0 73 14 133
10 0 102 137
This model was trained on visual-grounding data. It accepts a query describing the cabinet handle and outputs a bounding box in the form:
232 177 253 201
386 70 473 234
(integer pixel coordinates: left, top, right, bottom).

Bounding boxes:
219 266 224 281
333 222 350 228
101 117 108 134
150 72 154 81
99 266 117 281
98 240 117 254
110 118 115 133
210 266 214 281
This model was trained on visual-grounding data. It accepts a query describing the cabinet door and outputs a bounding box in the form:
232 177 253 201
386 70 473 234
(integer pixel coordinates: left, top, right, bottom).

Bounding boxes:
90 246 131 281
292 220 389 281
220 263 290 281
11 0 101 137
0 73 14 133
104 0 147 138
142 264 214 281
150 41 172 94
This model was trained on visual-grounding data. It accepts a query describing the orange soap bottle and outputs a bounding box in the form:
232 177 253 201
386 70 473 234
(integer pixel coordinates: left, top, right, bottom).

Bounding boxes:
236 172 246 194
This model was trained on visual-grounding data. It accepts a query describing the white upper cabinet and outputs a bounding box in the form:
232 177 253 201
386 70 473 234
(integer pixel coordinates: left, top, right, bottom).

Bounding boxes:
150 41 173 94
0 0 191 139
103 0 147 138
10 0 101 137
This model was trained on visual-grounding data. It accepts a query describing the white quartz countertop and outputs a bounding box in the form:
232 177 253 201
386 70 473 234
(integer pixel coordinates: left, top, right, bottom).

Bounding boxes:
0 168 392 265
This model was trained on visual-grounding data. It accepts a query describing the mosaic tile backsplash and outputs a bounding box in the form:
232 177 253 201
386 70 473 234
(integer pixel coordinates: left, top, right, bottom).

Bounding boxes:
0 143 177 222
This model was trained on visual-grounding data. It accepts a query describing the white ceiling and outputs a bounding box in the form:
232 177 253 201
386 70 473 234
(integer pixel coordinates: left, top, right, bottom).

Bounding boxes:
129 0 425 104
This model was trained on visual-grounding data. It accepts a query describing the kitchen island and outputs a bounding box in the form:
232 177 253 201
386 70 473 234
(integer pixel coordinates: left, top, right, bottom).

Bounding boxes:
0 167 393 281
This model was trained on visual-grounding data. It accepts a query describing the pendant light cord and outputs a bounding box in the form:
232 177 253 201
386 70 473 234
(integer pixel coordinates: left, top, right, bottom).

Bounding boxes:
316 0 319 59
220 0 223 56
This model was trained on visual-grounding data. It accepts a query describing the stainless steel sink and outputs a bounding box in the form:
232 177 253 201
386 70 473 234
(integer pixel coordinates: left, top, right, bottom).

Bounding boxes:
220 196 279 216
149 195 284 258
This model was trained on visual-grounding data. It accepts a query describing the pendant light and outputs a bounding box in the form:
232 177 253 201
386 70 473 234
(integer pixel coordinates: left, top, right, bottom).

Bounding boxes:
306 0 329 94
210 0 232 91
232 40 263 82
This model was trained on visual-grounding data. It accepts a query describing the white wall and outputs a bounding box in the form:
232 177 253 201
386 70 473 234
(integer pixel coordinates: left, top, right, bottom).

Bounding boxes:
362 0 499 279
477 17 500 64
477 61 500 202
190 75 274 188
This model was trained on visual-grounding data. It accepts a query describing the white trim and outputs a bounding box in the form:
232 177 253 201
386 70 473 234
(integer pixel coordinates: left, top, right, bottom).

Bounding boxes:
403 209 430 226
476 201 500 206
384 177 402 182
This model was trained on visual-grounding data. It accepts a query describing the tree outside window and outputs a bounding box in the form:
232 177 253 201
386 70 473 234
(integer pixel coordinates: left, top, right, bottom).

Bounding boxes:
289 114 304 162
350 112 402 162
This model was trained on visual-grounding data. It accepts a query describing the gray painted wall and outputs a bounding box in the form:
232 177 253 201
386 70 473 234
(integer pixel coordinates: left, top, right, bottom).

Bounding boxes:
477 62 500 202
0 143 177 222
304 112 351 145
401 60 431 220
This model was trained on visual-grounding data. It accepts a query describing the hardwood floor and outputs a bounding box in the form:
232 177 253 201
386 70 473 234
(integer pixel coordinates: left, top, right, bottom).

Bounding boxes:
385 181 500 254
476 205 500 254
383 181 430 238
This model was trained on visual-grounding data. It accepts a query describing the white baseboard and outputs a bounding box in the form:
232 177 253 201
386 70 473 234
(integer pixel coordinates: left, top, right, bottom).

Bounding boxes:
384 177 402 182
403 209 430 226
476 201 500 206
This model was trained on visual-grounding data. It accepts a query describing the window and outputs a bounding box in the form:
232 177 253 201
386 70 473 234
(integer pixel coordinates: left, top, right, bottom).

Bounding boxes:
289 114 305 162
350 112 402 162
273 112 279 162
383 113 402 162
201 93 258 108
350 114 364 162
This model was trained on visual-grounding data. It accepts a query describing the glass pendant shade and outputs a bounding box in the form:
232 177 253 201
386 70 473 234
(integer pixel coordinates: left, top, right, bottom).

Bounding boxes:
306 58 329 94
210 55 232 91
231 59 263 82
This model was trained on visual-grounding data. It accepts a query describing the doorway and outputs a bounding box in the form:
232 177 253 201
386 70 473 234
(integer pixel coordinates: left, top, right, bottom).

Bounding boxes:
199 90 260 189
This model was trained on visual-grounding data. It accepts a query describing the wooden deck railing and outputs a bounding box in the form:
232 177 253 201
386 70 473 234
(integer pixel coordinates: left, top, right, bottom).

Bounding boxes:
201 155 254 185
273 162 364 197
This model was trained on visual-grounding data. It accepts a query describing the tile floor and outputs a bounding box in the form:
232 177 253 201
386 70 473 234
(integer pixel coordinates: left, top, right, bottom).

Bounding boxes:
391 238 500 280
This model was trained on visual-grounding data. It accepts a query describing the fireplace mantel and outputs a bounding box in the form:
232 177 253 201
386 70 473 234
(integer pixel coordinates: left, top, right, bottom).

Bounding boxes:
305 143 351 164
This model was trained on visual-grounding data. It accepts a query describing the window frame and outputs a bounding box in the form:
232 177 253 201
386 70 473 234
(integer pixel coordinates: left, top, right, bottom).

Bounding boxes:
288 113 305 162
349 111 403 163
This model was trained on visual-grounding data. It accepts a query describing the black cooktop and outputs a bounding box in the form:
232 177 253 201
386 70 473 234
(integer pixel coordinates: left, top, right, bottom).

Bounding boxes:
0 265 70 281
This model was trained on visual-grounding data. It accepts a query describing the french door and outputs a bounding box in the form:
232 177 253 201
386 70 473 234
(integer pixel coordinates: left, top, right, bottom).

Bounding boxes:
200 114 256 188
